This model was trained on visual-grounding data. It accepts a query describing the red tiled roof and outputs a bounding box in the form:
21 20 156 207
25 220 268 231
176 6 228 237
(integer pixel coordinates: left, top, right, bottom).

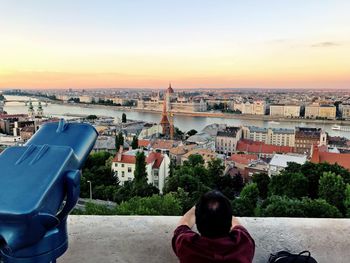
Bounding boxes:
138 139 150 147
311 145 350 170
112 151 164 167
152 140 177 150
112 154 136 164
230 154 258 165
237 139 294 154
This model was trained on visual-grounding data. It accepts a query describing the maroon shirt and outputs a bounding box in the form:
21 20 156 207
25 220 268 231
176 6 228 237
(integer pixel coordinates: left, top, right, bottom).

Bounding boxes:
172 225 255 263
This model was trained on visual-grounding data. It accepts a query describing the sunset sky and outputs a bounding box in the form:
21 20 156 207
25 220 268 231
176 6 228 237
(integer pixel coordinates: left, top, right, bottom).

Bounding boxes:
0 0 349 89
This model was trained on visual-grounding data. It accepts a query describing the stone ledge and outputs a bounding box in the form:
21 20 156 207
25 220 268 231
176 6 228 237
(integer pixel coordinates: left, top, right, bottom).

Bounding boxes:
60 216 350 263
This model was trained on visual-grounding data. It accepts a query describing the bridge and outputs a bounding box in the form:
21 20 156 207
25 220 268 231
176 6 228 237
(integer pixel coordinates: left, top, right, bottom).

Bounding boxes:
2 99 49 106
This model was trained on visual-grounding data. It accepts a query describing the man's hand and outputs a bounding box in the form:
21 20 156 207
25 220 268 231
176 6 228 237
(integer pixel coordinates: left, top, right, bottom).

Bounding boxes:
177 206 196 228
230 216 241 231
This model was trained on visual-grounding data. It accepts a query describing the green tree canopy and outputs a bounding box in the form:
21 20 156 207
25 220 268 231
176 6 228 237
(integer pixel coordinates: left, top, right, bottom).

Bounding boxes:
232 183 259 217
185 154 205 167
269 172 308 199
252 173 270 199
122 113 127 123
319 172 346 211
116 194 182 215
115 132 124 151
344 184 350 217
187 129 198 137
131 136 138 149
258 195 342 218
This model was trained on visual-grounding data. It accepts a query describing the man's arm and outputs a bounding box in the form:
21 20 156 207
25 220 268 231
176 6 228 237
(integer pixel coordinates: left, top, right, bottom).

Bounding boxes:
177 206 196 228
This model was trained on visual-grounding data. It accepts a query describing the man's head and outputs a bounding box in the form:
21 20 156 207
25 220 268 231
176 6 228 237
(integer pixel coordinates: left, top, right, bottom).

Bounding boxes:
195 191 232 238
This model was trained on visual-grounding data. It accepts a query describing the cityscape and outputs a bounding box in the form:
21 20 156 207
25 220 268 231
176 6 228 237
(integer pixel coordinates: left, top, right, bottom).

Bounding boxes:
0 1 350 262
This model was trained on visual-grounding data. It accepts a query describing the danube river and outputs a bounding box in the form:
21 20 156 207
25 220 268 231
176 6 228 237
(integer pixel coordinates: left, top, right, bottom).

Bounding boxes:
3 95 350 138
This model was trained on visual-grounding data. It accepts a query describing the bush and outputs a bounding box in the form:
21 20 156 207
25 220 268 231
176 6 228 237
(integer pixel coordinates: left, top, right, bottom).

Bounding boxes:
258 196 342 218
115 194 182 215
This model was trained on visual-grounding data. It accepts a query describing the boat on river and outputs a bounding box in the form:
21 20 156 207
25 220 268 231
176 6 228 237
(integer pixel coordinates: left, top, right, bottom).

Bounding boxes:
332 124 350 131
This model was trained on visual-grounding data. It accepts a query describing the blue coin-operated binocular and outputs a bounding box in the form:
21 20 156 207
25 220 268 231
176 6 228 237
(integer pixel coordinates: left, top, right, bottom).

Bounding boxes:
0 119 98 263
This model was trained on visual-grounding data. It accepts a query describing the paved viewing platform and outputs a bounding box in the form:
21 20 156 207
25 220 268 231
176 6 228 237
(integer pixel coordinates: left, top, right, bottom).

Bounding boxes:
60 216 350 263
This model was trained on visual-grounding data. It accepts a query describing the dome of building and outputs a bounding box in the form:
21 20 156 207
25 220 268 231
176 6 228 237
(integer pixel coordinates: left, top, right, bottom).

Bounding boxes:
167 83 174 94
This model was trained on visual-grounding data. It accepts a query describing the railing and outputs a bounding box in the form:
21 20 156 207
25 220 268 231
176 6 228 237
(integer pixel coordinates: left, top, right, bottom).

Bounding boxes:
60 216 350 263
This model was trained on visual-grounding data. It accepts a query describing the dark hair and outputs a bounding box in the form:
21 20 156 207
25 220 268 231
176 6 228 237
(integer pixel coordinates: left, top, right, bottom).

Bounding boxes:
195 191 232 238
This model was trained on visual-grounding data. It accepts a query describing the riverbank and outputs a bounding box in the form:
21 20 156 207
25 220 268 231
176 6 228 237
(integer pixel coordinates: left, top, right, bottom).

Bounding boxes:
52 101 350 126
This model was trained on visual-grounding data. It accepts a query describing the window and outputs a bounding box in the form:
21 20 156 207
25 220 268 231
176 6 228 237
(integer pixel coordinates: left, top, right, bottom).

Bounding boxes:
115 163 118 167
121 164 125 168
122 171 125 177
128 167 132 173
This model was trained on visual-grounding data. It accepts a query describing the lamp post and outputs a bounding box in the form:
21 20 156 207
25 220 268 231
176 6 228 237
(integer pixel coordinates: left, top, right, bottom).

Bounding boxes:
87 180 92 200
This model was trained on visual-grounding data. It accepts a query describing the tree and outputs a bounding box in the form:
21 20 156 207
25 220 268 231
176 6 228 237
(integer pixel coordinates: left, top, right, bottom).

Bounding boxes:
252 173 270 199
131 136 138 149
115 132 124 151
134 151 147 183
269 172 308 199
122 113 127 123
174 127 184 139
345 184 350 217
232 183 259 217
207 158 225 187
86 115 97 120
132 151 159 197
115 194 182 215
319 172 346 211
257 196 342 218
240 183 259 206
185 154 205 167
187 129 198 137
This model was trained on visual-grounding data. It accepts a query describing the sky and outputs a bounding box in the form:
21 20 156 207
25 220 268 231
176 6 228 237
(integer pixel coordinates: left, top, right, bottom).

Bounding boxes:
0 0 349 90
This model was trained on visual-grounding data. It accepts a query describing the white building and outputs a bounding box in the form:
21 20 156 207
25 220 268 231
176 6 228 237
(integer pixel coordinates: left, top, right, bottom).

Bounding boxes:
253 101 266 115
283 105 300 118
111 149 170 193
341 104 350 119
243 126 295 147
215 127 243 155
270 105 300 118
268 153 307 176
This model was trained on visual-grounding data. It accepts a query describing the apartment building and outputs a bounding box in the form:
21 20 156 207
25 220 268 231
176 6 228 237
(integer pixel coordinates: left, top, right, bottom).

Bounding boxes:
318 105 336 119
111 149 170 193
295 127 327 155
305 104 336 119
341 104 350 119
243 126 295 147
270 105 300 118
215 126 243 155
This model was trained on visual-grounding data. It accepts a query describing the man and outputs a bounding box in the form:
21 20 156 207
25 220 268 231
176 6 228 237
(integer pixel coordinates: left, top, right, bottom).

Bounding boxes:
172 191 255 263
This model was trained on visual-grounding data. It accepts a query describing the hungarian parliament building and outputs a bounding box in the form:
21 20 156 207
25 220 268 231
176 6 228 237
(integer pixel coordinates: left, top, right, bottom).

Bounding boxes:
137 84 207 113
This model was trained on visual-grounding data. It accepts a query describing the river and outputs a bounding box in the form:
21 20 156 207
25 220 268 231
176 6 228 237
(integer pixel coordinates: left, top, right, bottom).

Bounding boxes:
3 95 350 138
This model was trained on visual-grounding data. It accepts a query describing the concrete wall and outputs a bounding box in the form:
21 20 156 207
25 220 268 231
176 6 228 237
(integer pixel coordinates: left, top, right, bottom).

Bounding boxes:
60 216 350 263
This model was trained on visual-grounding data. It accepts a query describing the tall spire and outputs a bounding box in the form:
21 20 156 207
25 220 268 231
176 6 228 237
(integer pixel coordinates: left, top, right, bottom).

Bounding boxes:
160 86 171 137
